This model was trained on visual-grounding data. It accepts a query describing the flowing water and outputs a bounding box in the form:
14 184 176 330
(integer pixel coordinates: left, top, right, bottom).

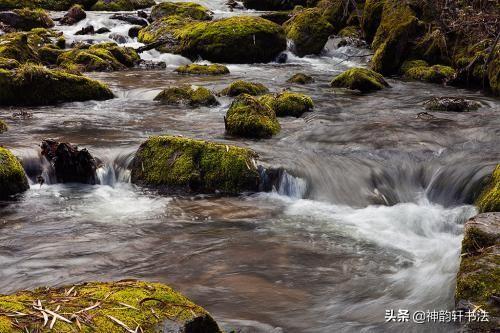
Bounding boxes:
0 3 499 333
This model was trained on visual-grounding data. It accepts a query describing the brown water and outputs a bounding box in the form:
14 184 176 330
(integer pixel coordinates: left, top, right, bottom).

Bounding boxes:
0 5 499 333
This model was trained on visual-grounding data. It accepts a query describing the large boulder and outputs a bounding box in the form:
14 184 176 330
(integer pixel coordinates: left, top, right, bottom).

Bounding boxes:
0 63 113 106
130 135 260 194
150 1 212 21
220 80 269 97
0 30 65 64
0 147 29 199
60 4 86 25
455 213 500 332
360 0 384 43
284 8 334 57
41 139 98 184
330 67 389 93
225 94 281 139
259 91 313 117
0 280 222 332
175 63 229 75
154 85 218 107
475 165 500 213
316 0 349 28
90 0 155 11
0 8 54 31
243 0 306 10
138 15 287 64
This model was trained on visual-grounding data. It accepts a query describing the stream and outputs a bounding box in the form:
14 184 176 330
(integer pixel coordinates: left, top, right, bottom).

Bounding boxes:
0 1 499 332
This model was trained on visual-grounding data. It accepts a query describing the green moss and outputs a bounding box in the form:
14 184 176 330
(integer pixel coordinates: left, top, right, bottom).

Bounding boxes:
0 33 39 63
423 97 480 112
0 63 113 106
225 93 281 139
476 165 500 213
0 0 97 11
287 72 314 84
411 29 450 65
316 0 348 28
220 80 269 97
338 25 361 39
137 15 189 45
370 0 419 75
0 119 7 133
0 57 19 70
175 63 229 75
3 8 54 31
131 135 260 194
0 280 222 332
400 59 428 73
154 85 218 107
360 0 384 43
487 48 500 96
259 91 313 117
150 1 212 21
284 8 334 57
90 0 154 11
330 67 389 92
0 147 29 199
38 45 65 65
403 62 456 83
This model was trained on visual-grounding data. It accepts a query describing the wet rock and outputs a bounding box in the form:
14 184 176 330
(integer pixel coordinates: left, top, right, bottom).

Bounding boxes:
74 25 94 35
475 165 500 213
128 25 142 38
220 80 269 97
0 8 54 31
0 63 113 105
423 97 481 112
401 59 456 84
0 147 29 199
276 53 287 63
130 135 260 194
60 4 86 25
0 280 223 332
41 139 98 184
225 93 281 139
95 27 110 34
455 212 500 332
91 0 156 11
287 72 314 84
243 0 306 11
175 63 229 75
110 13 148 26
137 10 148 19
150 1 212 21
137 59 166 69
284 8 334 57
154 85 219 107
330 67 389 93
259 91 313 117
108 32 127 43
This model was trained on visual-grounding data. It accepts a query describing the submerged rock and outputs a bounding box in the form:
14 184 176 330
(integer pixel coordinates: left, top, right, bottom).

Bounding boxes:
90 0 155 11
475 165 500 213
220 80 269 97
423 97 481 112
130 135 260 194
330 67 389 93
154 85 218 107
41 139 98 184
225 93 281 139
284 8 334 57
0 8 54 31
60 4 86 25
287 72 314 84
259 91 313 117
0 147 29 199
150 1 212 21
175 63 229 75
0 63 113 105
0 280 222 332
455 213 500 332
402 59 456 84
108 32 127 44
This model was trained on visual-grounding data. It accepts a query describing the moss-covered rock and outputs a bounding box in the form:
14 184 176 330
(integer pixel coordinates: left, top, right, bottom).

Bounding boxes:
402 60 455 83
330 67 389 92
370 0 419 75
0 56 19 69
130 135 260 194
0 8 54 31
0 147 29 199
225 93 280 138
0 32 39 63
423 97 480 112
60 4 86 25
259 91 313 117
154 85 218 107
316 0 348 28
475 165 500 213
260 11 292 25
220 80 269 97
287 72 314 84
455 213 500 332
138 16 287 64
0 280 223 332
243 0 305 11
174 63 229 75
338 25 361 39
487 48 500 96
150 1 212 21
0 63 113 106
411 29 450 65
57 42 139 71
0 119 7 132
0 0 97 11
360 0 384 43
90 0 154 11
284 8 334 57
38 45 65 65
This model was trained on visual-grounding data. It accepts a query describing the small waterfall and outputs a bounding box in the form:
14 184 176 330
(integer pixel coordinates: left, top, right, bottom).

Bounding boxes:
276 170 307 199
96 151 134 186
